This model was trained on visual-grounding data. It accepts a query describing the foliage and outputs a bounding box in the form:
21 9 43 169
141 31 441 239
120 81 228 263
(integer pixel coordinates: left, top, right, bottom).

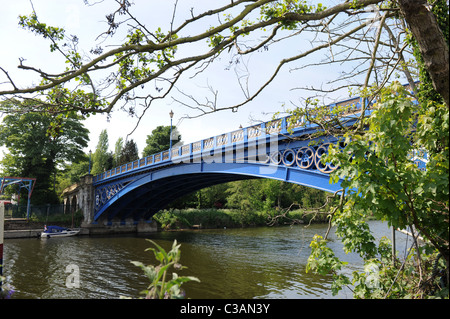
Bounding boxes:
90 133 140 170
0 0 447 300
195 184 229 209
0 99 89 204
56 153 90 192
308 234 448 298
117 139 139 166
305 3 448 298
306 235 351 296
130 239 199 299
113 137 124 167
260 0 326 30
142 125 182 157
333 85 448 258
225 180 263 212
155 209 194 230
306 82 449 298
224 179 325 213
153 206 322 230
165 179 329 222
2 0 447 118
91 129 112 176
155 208 246 230
32 208 83 226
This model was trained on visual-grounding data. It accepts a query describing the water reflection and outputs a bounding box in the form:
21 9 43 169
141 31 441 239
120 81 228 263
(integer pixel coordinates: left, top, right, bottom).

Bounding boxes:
3 220 411 299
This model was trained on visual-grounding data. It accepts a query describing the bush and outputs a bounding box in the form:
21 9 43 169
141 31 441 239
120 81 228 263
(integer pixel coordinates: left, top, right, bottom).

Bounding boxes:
154 208 272 230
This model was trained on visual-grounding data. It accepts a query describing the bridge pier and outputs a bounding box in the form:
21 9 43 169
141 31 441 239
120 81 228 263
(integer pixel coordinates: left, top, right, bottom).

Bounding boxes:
63 174 158 233
62 174 95 227
78 174 95 227
84 219 157 235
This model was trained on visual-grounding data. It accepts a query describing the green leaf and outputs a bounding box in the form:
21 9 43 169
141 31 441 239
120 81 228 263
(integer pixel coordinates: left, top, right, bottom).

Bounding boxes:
145 239 170 263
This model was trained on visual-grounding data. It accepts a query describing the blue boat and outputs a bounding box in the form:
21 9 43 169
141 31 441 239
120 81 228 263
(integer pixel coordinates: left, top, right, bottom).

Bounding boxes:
40 225 80 238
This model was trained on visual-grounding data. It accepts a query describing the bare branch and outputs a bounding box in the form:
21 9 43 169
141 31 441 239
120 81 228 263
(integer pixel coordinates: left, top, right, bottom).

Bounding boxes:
2 0 430 123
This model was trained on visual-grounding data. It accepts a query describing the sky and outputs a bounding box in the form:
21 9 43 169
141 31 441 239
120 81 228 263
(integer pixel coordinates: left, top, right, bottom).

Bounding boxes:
0 0 350 159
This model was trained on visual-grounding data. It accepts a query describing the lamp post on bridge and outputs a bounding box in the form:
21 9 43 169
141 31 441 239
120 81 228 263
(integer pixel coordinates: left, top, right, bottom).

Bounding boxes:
169 110 174 150
88 150 92 174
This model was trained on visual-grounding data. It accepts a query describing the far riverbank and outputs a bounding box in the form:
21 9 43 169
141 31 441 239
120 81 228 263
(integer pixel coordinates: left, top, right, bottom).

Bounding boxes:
152 208 329 230
3 208 330 238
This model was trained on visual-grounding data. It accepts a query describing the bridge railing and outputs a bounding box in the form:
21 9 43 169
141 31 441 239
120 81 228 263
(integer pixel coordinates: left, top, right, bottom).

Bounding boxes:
92 96 373 184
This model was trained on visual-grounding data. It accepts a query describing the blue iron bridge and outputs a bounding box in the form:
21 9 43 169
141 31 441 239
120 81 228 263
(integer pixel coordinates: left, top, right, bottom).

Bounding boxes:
92 84 422 225
92 96 366 225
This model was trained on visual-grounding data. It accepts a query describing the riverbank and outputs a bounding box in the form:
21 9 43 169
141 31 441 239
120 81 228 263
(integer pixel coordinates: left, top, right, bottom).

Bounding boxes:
3 218 157 239
3 208 329 239
3 219 85 239
152 208 329 230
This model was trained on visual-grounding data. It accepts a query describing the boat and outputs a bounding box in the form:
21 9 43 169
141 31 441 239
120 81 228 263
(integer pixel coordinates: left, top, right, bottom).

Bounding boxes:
40 225 80 238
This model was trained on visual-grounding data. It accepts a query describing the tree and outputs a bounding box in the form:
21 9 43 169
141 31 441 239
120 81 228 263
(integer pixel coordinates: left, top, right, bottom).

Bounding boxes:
113 137 124 167
143 125 182 157
303 1 449 298
0 99 89 204
398 0 449 105
57 152 90 195
226 180 264 212
194 183 229 209
0 0 448 298
0 0 447 118
117 139 139 166
306 83 449 298
91 129 112 175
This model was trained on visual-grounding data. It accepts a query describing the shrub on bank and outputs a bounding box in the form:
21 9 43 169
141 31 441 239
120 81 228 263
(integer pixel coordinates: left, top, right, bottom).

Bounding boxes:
153 208 330 230
30 209 84 227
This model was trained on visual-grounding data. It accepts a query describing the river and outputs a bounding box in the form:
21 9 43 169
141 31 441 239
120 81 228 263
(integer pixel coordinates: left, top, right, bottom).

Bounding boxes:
2 220 412 299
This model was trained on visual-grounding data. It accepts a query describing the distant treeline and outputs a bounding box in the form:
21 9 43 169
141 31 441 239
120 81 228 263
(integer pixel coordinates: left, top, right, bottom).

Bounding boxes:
154 179 332 229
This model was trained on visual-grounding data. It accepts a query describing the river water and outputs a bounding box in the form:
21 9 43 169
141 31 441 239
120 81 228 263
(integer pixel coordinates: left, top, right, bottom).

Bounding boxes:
2 220 412 299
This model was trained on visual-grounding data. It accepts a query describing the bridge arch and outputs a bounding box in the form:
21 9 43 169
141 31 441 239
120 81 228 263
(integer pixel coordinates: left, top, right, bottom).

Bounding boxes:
93 161 342 224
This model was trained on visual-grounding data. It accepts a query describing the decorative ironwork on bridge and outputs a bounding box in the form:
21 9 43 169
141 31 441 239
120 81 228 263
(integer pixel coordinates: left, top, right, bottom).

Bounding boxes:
94 182 125 213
